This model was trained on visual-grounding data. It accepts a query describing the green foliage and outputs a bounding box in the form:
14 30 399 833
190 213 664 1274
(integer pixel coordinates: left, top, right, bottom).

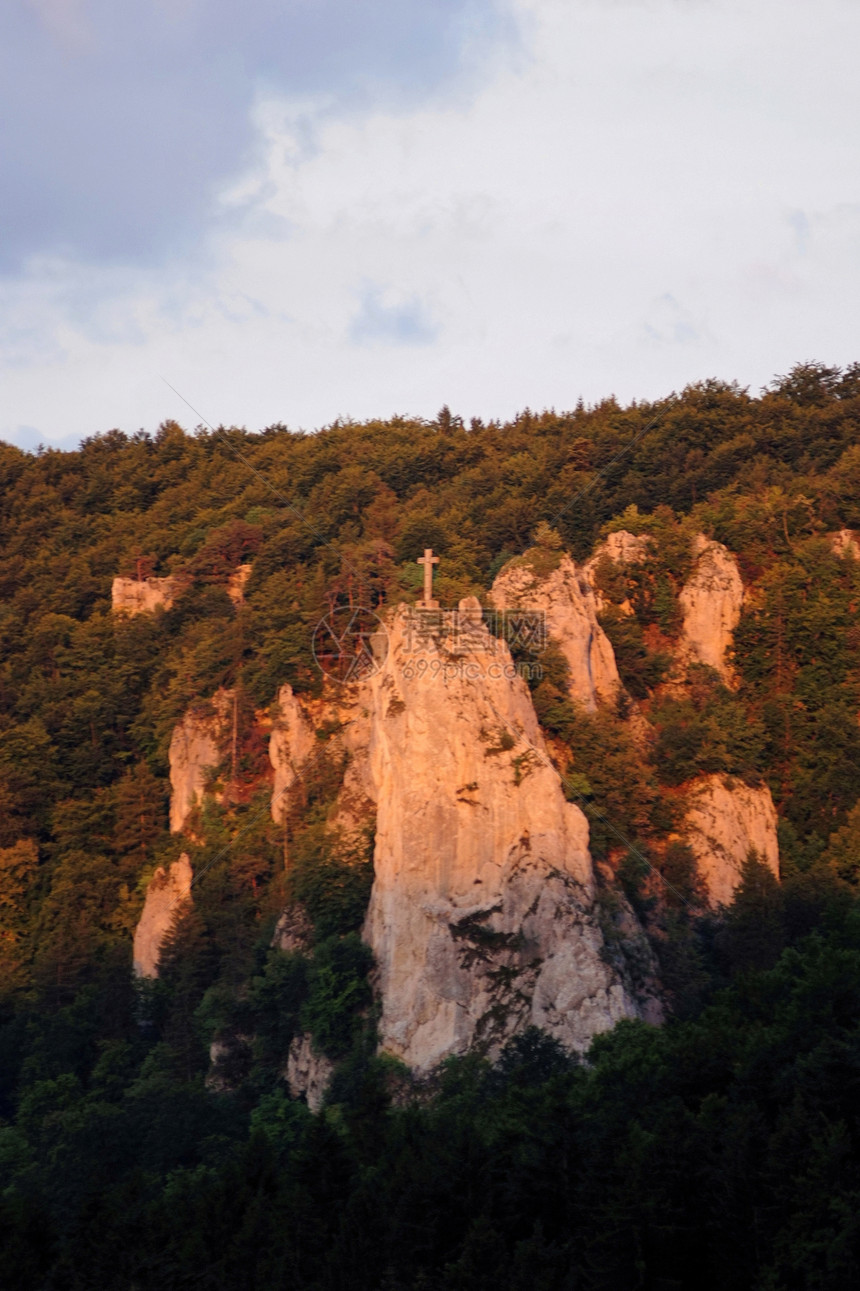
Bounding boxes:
532 521 564 550
0 838 38 995
249 1087 312 1157
182 518 263 584
300 933 373 1059
561 709 661 856
245 949 309 1072
716 852 786 973
823 800 860 886
1 368 860 1285
651 665 765 786
490 1027 575 1087
659 839 703 908
529 645 661 854
597 607 670 698
9 911 852 1290
502 543 564 581
733 537 860 836
288 821 374 941
601 505 694 636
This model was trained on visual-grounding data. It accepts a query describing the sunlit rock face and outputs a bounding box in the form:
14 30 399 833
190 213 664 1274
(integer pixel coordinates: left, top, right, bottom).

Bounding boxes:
133 853 192 977
269 684 318 826
678 536 744 682
168 691 232 833
684 775 780 908
112 568 251 614
490 553 620 709
583 529 652 616
361 603 644 1074
598 530 652 567
268 683 375 836
226 563 252 606
585 529 651 582
831 529 860 560
264 601 655 1076
111 576 178 615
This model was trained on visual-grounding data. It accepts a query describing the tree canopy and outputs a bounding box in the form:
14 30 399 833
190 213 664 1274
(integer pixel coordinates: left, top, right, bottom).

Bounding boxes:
2 364 860 1286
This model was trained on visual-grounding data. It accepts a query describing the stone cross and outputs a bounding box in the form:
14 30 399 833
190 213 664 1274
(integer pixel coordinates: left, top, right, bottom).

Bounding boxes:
417 547 439 608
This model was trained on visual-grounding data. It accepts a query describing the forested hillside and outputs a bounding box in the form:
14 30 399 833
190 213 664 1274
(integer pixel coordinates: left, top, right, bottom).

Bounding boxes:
3 363 860 1288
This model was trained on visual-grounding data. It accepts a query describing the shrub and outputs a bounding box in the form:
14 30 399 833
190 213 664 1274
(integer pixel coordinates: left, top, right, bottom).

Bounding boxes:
248 949 309 1068
289 822 374 941
301 933 373 1059
598 609 670 699
651 668 765 787
823 801 860 886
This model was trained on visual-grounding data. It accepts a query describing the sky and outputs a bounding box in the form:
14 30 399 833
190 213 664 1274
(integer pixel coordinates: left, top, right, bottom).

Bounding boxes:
2 0 859 448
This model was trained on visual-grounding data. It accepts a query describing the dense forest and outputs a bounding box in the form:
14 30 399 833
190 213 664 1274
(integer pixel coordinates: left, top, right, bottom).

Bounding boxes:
2 362 860 1287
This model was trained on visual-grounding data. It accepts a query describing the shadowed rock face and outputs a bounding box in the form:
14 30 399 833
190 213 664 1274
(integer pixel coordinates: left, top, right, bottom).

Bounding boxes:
360 604 644 1073
168 692 232 833
133 853 192 977
678 536 744 682
111 575 178 615
490 553 619 709
684 775 779 907
286 1034 334 1113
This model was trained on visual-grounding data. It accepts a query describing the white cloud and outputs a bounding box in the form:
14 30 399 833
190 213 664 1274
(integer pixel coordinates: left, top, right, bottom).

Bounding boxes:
3 0 860 444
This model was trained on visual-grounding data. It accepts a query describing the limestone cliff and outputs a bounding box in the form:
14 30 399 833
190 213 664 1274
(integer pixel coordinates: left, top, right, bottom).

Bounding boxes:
684 775 779 907
168 691 232 833
133 853 192 977
361 603 647 1073
112 575 179 615
490 553 619 708
678 536 744 682
269 682 375 837
269 684 318 825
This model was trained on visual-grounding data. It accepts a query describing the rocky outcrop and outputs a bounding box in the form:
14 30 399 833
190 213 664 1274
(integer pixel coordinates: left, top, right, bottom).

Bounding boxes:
168 691 232 833
269 683 375 836
582 528 745 685
286 1034 335 1113
227 563 252 606
490 553 619 708
684 775 779 907
264 597 658 1075
361 602 646 1073
272 904 314 954
678 536 744 682
133 853 192 976
600 529 651 566
584 529 652 615
831 529 860 560
111 576 179 615
585 529 651 580
269 685 318 826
